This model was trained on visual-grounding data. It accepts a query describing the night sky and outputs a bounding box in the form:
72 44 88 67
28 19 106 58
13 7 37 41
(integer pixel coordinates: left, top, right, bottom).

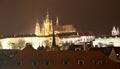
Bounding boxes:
0 0 120 36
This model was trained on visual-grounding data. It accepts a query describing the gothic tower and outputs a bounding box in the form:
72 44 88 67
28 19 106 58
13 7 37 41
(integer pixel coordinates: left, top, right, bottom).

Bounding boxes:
116 27 119 35
35 17 41 36
43 11 53 35
112 26 118 36
56 16 59 26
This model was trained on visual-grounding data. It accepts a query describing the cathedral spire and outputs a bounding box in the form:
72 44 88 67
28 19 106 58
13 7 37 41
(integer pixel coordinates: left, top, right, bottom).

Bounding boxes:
44 10 53 35
112 26 116 36
117 27 119 35
35 17 41 36
36 16 39 23
46 10 49 20
56 16 59 26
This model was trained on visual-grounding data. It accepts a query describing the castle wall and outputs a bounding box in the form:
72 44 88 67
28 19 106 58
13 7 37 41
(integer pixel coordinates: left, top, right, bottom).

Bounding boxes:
93 37 120 47
0 37 52 50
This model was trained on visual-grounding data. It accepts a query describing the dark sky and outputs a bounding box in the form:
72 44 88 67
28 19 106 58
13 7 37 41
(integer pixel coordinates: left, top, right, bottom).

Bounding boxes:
0 0 120 35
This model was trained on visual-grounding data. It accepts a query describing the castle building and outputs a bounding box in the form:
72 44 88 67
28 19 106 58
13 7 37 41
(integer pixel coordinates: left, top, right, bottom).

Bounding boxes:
116 27 119 35
0 11 95 50
112 26 119 36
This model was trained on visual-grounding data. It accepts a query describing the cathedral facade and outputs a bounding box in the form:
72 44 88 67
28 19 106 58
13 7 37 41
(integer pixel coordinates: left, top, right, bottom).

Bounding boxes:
35 11 53 36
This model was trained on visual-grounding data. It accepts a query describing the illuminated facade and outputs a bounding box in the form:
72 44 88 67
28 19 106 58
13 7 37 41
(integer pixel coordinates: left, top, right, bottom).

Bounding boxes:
43 11 53 35
93 36 120 47
35 11 53 36
0 35 95 50
35 18 41 36
93 26 120 47
0 36 52 49
54 25 76 34
61 36 95 45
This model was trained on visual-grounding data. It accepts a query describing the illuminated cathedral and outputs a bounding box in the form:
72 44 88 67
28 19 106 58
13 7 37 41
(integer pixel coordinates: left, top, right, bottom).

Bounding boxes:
35 11 76 36
35 11 53 36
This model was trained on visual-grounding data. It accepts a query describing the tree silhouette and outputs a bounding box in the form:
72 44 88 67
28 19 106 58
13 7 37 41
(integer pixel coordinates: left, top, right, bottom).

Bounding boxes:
8 39 25 49
8 42 17 49
17 39 25 50
44 40 51 47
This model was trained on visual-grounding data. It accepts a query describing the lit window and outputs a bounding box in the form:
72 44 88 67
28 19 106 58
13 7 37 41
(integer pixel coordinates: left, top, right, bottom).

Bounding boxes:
32 60 37 66
16 60 22 66
44 60 50 66
78 60 84 65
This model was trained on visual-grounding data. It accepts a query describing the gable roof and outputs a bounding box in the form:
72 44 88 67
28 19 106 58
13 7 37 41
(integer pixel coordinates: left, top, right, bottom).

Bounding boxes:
90 47 112 56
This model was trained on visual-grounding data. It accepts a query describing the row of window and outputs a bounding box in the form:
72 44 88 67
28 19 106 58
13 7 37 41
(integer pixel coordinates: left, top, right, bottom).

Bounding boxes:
16 59 107 66
93 60 107 64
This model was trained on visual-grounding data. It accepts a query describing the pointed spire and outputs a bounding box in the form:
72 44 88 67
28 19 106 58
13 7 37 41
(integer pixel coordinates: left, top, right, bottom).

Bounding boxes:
36 16 39 23
112 26 118 36
117 27 119 35
35 17 41 36
113 26 116 30
56 16 59 26
46 9 49 20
